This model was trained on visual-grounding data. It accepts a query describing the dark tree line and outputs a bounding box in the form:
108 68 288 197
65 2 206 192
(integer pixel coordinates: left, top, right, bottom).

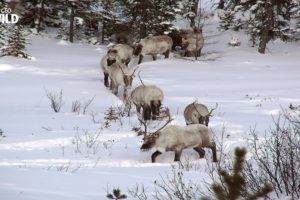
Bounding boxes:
1 0 299 58
3 0 203 43
218 0 300 53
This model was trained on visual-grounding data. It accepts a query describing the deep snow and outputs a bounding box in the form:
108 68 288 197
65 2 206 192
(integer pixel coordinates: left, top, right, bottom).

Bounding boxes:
0 25 300 199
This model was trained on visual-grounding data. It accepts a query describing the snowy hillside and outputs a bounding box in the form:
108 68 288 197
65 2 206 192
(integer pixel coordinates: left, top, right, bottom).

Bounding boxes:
1 25 300 199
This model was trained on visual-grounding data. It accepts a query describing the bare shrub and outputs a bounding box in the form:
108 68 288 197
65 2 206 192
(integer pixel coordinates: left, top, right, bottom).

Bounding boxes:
0 128 6 139
104 105 131 128
71 123 116 161
71 96 95 115
73 127 102 155
82 96 95 115
153 164 201 200
128 184 149 200
89 111 101 124
201 110 300 200
47 162 82 173
245 110 300 199
200 127 230 198
71 100 81 114
179 157 204 172
72 126 114 158
116 103 131 118
103 140 115 150
44 88 64 112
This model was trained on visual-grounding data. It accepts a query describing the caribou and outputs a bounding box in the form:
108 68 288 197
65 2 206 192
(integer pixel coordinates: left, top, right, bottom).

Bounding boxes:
133 35 173 64
108 62 138 101
139 111 218 163
184 102 218 126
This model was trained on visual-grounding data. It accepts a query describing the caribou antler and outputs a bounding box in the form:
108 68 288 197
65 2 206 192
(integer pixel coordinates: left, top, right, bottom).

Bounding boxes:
138 118 148 137
208 103 218 116
119 64 138 77
152 108 173 135
139 108 173 137
138 71 145 86
118 64 126 75
131 66 139 76
192 101 202 116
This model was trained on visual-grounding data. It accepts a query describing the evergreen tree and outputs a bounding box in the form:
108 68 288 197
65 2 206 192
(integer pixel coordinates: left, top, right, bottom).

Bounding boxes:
18 1 40 28
218 0 225 9
0 0 8 51
104 106 118 122
219 10 237 31
18 0 62 30
56 0 102 43
107 188 127 200
202 148 272 200
0 0 5 8
149 0 177 35
120 0 177 39
177 0 200 27
99 0 122 43
0 24 8 50
295 1 300 32
2 25 30 59
219 0 298 53
13 0 188 43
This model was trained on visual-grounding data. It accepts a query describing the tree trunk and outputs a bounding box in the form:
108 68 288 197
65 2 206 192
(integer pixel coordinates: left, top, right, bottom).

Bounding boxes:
139 23 147 39
69 5 74 43
140 3 148 39
37 0 45 33
102 19 106 43
258 2 273 54
190 0 199 27
218 0 225 9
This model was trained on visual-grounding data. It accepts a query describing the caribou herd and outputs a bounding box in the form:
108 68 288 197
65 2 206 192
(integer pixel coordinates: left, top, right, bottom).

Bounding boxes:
100 27 218 163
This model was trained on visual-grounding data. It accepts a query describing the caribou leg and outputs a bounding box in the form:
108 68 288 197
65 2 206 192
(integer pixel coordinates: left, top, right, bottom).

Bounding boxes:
174 149 182 161
193 146 205 158
184 51 188 57
136 105 141 113
152 54 157 61
123 88 128 100
151 151 162 163
210 142 218 162
164 50 170 58
104 72 109 87
138 54 144 64
111 81 118 95
198 48 202 57
143 105 151 121
110 78 114 90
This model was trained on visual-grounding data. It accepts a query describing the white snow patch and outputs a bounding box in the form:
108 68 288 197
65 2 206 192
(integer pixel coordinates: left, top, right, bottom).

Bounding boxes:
57 40 69 46
0 64 14 72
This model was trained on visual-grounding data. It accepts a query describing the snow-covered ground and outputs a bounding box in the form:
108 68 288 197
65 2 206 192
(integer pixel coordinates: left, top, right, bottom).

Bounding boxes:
0 25 300 199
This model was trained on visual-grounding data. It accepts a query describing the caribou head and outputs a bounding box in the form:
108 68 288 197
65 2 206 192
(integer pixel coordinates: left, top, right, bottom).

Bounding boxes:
107 49 118 66
140 108 172 151
119 65 138 88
